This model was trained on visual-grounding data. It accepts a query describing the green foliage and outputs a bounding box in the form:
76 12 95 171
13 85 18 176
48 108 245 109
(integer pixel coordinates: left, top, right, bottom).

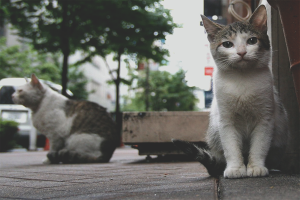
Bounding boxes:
0 37 88 100
68 64 89 100
0 118 19 152
0 37 60 82
1 0 178 109
99 0 177 64
123 69 199 111
2 0 95 54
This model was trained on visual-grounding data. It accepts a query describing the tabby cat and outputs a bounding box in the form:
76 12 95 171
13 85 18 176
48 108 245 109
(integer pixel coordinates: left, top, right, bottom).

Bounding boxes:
12 74 120 164
173 5 289 178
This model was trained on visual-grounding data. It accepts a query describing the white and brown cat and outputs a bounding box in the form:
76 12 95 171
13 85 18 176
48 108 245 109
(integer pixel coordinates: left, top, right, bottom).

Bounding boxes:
12 74 120 164
173 5 289 178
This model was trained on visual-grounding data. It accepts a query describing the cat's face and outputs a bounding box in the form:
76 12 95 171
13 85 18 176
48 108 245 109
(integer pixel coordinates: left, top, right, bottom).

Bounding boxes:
12 74 45 109
212 26 270 70
202 5 270 71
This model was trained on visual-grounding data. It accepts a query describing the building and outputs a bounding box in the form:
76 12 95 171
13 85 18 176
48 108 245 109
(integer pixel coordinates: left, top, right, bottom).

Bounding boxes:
69 52 116 111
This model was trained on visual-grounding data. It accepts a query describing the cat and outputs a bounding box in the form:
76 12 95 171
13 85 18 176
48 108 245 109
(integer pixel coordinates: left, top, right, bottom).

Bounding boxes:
172 5 289 178
12 74 120 164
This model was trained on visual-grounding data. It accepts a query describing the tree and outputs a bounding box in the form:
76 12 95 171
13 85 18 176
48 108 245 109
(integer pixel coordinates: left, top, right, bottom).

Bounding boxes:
96 0 177 131
2 0 177 132
123 69 199 111
1 0 110 96
0 37 60 81
0 37 88 99
68 64 89 100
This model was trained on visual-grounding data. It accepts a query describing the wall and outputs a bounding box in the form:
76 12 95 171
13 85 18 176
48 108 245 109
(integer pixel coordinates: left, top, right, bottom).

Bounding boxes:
270 5 300 172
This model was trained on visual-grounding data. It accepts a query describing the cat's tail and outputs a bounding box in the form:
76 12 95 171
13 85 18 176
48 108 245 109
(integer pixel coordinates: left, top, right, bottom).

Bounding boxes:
172 139 225 177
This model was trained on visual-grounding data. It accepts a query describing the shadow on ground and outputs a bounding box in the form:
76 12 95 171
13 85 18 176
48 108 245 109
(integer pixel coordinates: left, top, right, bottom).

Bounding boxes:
128 154 196 164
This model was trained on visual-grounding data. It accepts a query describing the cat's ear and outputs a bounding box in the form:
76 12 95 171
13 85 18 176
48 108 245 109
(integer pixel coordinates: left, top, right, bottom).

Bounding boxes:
25 77 29 83
31 74 43 90
201 15 224 42
249 5 267 32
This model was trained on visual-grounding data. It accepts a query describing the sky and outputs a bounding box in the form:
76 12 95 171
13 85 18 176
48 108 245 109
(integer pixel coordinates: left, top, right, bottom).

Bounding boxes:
160 0 213 91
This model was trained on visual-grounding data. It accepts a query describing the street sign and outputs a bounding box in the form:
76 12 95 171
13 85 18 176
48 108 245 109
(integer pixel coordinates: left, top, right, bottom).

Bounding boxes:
205 66 214 76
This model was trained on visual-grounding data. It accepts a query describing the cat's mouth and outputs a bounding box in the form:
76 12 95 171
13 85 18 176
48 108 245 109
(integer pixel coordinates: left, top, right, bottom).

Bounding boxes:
237 58 249 62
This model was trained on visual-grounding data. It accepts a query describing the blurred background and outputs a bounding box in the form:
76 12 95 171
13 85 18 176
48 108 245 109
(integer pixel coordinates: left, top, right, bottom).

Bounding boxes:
0 0 258 151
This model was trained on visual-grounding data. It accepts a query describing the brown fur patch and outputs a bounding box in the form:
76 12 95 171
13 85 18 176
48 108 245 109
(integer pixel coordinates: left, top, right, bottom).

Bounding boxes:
64 100 119 160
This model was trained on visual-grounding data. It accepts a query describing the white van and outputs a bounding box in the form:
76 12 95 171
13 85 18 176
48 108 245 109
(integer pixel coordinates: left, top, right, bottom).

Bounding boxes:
0 77 72 150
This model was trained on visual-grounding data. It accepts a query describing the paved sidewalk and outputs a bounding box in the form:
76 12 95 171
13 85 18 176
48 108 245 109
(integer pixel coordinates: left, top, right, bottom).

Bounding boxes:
219 172 300 200
0 147 216 200
1 147 299 200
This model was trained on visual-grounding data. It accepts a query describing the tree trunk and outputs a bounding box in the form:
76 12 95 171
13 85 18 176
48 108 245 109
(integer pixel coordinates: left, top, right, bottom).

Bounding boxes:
116 52 121 114
145 61 150 111
115 50 122 134
62 52 69 96
61 0 70 97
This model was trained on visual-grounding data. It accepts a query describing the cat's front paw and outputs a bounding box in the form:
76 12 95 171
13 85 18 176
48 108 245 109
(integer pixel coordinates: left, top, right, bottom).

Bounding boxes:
47 151 60 164
247 165 269 177
224 165 247 179
42 158 51 164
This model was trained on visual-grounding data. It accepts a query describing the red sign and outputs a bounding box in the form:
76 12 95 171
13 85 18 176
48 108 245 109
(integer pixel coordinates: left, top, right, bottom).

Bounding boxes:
205 67 214 76
137 62 145 70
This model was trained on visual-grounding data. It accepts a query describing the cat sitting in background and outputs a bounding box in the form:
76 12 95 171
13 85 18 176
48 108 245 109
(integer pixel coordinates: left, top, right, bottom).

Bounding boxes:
173 5 289 178
12 74 120 164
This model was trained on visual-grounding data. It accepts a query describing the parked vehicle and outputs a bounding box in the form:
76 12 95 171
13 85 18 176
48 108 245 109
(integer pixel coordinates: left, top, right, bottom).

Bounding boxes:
0 77 72 150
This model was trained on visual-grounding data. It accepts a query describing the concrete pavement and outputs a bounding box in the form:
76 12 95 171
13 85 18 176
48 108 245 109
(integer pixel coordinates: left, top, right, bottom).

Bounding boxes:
219 172 300 200
0 148 216 200
0 147 299 199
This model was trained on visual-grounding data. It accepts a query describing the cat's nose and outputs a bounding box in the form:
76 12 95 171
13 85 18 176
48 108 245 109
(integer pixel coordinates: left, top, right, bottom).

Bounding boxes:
237 51 247 58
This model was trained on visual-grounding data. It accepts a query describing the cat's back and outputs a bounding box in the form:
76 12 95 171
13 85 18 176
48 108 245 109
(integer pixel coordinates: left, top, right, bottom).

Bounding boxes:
65 100 118 138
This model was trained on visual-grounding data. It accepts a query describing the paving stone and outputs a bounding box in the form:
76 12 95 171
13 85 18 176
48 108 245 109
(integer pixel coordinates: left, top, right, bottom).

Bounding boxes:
0 148 216 199
219 171 300 200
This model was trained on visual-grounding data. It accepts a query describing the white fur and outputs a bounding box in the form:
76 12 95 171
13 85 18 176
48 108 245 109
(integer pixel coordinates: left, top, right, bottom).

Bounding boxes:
207 32 289 178
65 133 103 158
13 82 72 140
12 78 105 164
212 32 270 71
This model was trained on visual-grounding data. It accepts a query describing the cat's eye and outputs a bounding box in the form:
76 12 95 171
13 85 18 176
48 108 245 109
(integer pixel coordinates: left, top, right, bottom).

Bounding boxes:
18 89 23 93
247 37 258 45
222 41 233 48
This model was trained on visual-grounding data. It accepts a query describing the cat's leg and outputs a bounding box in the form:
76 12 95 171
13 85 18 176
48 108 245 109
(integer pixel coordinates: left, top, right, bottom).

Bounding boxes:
207 129 227 176
98 138 118 162
247 121 273 177
219 123 247 178
59 133 106 163
44 137 65 164
58 148 83 163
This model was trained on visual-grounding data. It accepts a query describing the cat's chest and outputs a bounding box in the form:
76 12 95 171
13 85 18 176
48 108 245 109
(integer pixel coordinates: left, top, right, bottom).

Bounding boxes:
214 71 273 111
32 99 75 138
